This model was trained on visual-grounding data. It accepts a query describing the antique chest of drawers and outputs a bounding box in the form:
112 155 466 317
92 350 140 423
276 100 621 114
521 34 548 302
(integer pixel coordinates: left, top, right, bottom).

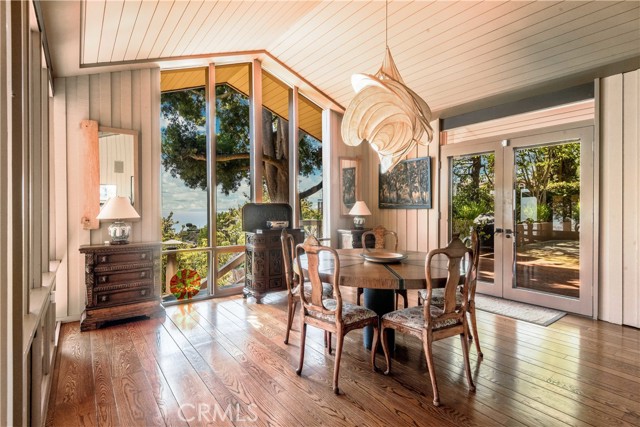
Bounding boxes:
244 229 304 303
337 228 375 249
79 242 164 331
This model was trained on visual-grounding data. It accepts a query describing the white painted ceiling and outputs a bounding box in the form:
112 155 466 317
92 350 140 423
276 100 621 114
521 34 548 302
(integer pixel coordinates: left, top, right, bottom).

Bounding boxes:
41 0 640 117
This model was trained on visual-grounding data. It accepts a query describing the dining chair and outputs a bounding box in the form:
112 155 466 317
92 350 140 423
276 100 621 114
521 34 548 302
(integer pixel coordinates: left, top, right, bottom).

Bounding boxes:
357 225 408 309
376 236 476 406
280 229 332 345
417 230 483 358
295 235 379 394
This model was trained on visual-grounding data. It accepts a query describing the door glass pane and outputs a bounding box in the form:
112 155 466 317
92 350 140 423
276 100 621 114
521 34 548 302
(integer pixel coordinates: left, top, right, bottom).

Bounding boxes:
513 141 580 297
450 153 495 284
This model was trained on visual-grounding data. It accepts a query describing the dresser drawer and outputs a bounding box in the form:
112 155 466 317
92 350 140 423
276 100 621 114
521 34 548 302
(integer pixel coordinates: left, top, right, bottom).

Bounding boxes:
96 268 152 285
95 249 153 265
95 286 153 307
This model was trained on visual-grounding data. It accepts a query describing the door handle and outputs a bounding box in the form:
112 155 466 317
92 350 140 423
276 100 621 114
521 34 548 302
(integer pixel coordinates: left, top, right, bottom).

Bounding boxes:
505 229 513 238
495 228 504 234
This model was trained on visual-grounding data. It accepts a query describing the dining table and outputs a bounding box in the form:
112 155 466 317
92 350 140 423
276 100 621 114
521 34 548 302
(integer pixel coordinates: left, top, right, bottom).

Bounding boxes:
297 248 452 352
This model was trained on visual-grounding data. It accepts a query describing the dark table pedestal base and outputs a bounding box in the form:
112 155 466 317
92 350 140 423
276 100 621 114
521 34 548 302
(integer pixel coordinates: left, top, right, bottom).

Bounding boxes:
363 288 395 354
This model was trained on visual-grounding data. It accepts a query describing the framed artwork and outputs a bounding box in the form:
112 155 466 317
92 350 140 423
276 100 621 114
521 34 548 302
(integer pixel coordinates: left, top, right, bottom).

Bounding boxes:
379 156 431 209
339 157 359 216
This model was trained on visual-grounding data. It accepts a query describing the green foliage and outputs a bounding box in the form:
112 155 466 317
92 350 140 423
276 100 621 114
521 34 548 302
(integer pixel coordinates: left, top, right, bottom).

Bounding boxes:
161 84 323 202
515 142 580 224
451 154 495 240
161 89 208 190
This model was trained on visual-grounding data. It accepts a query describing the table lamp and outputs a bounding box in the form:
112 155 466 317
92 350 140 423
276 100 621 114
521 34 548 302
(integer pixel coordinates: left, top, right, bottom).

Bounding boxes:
349 201 371 229
97 196 140 244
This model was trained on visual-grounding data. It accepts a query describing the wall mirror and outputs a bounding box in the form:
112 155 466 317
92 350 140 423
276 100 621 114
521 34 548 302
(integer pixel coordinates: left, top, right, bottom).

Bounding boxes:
98 126 139 210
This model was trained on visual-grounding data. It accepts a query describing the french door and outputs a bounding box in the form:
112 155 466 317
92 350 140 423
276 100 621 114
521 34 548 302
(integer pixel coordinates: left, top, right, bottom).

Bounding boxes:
442 126 594 316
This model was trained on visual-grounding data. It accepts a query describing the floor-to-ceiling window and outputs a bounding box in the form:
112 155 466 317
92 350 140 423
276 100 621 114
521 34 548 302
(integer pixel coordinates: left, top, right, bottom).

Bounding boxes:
298 95 323 239
160 63 326 303
214 64 251 294
160 68 211 302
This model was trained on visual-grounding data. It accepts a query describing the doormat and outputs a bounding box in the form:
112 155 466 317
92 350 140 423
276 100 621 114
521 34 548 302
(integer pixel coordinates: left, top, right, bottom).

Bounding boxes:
475 294 566 326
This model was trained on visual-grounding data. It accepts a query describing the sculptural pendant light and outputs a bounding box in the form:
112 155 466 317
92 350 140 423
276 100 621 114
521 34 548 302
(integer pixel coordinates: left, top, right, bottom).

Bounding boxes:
341 0 433 173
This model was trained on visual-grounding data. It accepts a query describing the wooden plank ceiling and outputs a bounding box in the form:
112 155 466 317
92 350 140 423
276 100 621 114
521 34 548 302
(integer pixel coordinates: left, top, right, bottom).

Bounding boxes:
42 0 640 116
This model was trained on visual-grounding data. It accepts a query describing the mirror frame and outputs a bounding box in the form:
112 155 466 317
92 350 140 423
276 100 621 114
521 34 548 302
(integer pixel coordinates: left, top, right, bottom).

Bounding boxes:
98 125 140 216
81 119 141 230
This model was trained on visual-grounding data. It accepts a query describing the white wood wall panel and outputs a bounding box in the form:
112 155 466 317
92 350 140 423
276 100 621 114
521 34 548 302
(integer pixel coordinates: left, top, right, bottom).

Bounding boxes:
120 70 132 129
111 71 121 128
622 70 640 328
364 118 439 256
53 78 68 319
53 68 161 319
444 101 595 145
599 74 624 325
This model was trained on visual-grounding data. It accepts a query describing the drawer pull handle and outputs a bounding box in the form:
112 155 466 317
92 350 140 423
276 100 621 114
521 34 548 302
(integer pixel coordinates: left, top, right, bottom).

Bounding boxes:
140 289 147 296
140 271 146 278
99 276 107 283
99 256 108 263
100 295 108 303
140 253 147 260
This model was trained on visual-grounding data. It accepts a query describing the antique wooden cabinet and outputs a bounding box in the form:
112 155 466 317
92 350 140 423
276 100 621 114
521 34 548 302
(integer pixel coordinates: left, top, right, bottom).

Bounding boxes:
79 242 164 331
337 228 375 249
244 229 304 303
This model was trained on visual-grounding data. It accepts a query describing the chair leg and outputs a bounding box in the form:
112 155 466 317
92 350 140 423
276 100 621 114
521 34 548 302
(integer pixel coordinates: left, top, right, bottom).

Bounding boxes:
356 287 363 305
296 321 307 376
284 298 297 345
370 322 380 372
460 325 476 392
395 290 408 309
332 333 345 394
468 308 483 358
380 325 392 375
324 331 332 354
423 334 440 407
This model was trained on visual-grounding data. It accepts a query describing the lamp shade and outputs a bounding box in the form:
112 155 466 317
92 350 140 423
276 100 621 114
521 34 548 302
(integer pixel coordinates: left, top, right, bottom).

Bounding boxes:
97 196 140 221
349 201 371 216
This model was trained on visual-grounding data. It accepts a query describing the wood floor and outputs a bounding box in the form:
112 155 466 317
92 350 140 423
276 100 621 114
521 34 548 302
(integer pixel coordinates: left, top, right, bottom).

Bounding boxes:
46 288 640 427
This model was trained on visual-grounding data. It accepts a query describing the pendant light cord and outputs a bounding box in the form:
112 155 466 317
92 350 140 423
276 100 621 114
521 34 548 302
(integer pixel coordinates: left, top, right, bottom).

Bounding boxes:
385 0 388 49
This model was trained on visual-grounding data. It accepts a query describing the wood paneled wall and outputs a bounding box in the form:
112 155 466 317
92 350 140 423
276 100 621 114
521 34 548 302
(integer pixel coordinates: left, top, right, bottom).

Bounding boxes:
600 69 640 327
362 121 441 254
52 69 161 320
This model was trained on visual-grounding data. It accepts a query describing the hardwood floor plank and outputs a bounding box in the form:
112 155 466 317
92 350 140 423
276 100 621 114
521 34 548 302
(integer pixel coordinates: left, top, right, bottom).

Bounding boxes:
90 328 120 426
126 320 189 427
46 293 640 427
190 304 392 427
49 322 97 427
134 318 235 427
163 306 294 426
